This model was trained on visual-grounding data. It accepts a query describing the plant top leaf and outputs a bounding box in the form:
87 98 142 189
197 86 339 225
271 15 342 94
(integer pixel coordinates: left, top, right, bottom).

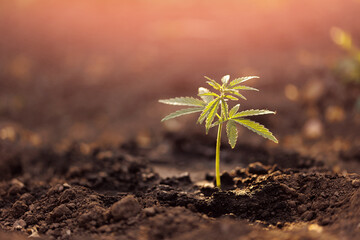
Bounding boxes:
229 76 259 87
204 76 221 90
233 85 259 91
198 87 214 103
232 109 276 119
198 92 219 98
221 75 230 85
227 90 247 100
159 97 205 107
224 95 239 101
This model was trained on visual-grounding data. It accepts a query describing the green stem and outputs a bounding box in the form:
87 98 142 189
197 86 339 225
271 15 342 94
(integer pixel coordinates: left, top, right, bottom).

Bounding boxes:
215 123 222 188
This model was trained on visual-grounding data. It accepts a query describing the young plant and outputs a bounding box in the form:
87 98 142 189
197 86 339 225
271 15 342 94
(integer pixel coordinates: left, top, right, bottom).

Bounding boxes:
159 75 278 188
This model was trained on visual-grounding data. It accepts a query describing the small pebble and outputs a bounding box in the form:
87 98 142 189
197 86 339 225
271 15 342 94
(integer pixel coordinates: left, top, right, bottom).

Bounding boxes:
287 200 297 208
297 204 307 214
352 179 360 188
301 211 315 221
178 172 191 183
111 195 141 220
143 207 156 217
13 219 26 229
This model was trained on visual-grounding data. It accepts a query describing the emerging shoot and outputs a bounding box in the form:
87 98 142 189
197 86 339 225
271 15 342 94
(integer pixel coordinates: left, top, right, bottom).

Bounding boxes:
159 75 278 188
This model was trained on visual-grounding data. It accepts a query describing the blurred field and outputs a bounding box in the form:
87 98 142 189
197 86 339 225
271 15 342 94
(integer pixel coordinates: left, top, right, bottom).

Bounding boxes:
0 0 360 150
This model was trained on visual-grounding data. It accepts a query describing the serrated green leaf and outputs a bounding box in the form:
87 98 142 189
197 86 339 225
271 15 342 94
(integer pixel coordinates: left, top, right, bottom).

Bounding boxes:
230 91 247 100
232 118 278 143
233 85 259 91
206 81 220 90
225 89 247 100
226 120 238 148
159 97 205 107
204 76 221 90
221 75 230 85
197 98 220 124
198 92 219 97
205 99 220 133
220 99 228 119
229 104 240 118
232 109 276 119
229 76 259 87
198 87 214 103
224 95 239 101
161 107 204 122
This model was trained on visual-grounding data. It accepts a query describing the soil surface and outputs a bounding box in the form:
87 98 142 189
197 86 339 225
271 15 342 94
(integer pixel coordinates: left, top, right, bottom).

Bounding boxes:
0 135 359 240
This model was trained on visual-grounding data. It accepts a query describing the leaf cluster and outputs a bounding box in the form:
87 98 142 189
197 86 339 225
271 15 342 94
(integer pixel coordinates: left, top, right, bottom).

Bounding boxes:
159 75 278 147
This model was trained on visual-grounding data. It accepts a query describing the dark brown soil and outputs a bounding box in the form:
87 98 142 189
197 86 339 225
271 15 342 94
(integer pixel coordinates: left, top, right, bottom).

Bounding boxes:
0 138 359 240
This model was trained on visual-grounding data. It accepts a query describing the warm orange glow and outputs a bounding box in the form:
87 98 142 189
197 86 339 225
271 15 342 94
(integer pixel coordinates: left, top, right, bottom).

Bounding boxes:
1 0 360 87
0 0 359 143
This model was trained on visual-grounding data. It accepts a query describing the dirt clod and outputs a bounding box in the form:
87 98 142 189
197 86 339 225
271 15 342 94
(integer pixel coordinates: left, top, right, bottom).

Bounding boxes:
13 219 26 229
352 179 360 188
11 201 28 218
144 207 157 217
110 195 141 220
301 211 315 221
50 204 72 222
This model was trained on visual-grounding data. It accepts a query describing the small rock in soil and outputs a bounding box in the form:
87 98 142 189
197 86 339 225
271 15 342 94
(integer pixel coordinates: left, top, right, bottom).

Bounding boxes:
23 212 37 225
297 204 307 214
78 205 106 227
352 179 360 188
178 172 191 183
143 207 156 217
287 200 297 208
50 204 72 222
301 210 315 221
13 219 26 230
11 200 28 218
19 193 35 205
59 189 76 203
110 195 141 220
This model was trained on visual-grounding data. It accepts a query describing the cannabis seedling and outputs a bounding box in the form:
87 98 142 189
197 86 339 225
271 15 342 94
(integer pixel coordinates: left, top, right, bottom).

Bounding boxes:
159 75 278 188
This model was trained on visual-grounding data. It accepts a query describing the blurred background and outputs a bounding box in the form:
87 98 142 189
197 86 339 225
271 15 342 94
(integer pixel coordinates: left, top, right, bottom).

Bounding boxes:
0 0 359 169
